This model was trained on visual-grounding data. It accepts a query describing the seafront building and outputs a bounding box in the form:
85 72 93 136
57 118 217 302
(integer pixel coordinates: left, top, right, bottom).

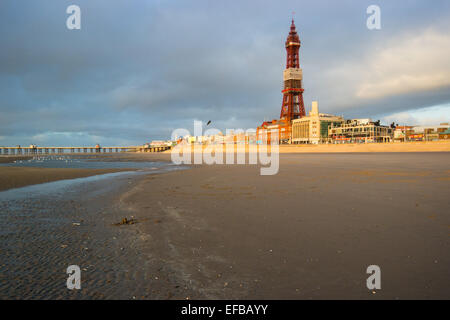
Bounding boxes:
328 119 393 143
439 128 450 140
393 126 414 142
291 101 343 144
179 131 257 145
408 124 449 141
392 124 450 142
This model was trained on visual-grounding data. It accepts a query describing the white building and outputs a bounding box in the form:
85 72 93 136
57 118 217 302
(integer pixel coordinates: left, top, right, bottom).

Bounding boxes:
291 101 344 144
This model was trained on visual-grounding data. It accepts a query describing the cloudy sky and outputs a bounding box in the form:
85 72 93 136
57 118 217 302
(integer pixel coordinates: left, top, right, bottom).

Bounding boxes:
1 0 449 146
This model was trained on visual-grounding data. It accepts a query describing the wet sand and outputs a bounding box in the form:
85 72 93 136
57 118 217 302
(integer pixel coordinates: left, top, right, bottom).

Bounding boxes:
0 161 187 299
0 153 170 191
0 171 163 299
1 152 449 299
0 167 136 192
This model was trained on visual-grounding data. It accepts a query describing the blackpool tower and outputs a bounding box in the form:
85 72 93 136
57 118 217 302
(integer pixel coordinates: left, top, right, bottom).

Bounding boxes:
257 19 306 144
280 19 305 121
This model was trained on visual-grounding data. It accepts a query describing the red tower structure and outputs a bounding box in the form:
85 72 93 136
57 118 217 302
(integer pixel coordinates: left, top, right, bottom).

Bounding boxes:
280 19 305 121
257 19 305 144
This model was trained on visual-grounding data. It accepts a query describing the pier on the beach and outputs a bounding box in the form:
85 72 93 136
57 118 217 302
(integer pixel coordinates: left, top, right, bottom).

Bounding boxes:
0 145 172 155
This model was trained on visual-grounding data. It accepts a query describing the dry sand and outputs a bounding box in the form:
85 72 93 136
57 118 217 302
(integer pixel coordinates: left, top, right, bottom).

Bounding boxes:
278 141 450 153
162 140 450 155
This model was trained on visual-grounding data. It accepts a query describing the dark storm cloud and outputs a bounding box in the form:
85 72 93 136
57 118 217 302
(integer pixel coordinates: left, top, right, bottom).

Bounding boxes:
0 0 449 146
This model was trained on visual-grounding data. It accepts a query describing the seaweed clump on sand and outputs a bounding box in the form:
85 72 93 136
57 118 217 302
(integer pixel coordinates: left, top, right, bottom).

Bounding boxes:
113 217 138 226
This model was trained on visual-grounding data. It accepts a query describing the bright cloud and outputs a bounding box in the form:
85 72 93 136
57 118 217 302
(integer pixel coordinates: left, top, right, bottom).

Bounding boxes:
356 28 450 99
381 103 450 126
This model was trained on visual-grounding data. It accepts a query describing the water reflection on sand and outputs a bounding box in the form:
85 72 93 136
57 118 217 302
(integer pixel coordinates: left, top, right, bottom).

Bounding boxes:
0 160 187 299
